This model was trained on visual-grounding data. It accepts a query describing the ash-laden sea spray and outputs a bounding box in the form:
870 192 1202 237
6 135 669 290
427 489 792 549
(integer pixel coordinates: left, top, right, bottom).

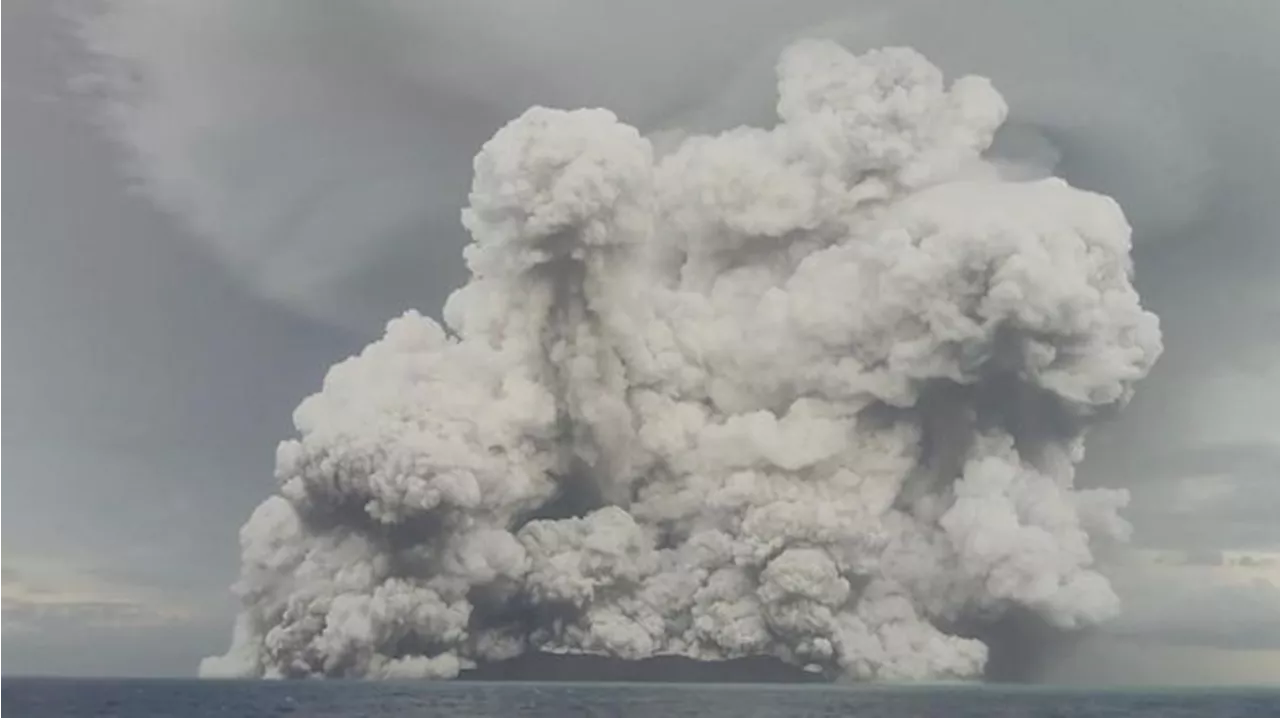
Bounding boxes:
198 40 1161 682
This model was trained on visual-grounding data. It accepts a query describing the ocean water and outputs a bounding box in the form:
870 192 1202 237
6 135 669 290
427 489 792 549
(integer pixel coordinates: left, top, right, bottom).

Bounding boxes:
3 679 1278 718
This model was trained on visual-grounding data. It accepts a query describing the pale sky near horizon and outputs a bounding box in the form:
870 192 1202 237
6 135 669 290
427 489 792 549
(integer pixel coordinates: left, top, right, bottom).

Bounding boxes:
3 0 1279 682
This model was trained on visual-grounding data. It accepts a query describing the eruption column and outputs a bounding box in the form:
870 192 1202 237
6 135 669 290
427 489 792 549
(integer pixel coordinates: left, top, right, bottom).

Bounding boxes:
200 40 1161 682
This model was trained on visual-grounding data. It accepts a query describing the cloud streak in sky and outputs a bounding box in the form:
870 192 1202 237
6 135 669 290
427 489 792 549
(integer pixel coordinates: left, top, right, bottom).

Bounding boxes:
80 0 1273 333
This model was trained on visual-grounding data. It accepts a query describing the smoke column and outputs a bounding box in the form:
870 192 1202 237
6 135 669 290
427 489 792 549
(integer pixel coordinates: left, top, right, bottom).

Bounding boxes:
183 40 1163 681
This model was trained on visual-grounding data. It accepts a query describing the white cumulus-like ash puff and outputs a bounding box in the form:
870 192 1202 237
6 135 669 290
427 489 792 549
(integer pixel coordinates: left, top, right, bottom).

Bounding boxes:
199 40 1161 682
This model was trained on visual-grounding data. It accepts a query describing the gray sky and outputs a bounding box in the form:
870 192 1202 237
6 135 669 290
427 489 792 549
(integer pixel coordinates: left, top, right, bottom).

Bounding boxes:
3 0 1279 682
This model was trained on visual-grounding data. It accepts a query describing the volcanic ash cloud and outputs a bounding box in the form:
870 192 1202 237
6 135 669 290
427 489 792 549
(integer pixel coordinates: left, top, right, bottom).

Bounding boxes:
200 40 1162 682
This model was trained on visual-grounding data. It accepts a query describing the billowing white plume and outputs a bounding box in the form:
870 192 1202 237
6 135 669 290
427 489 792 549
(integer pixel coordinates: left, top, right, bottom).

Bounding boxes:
200 40 1161 682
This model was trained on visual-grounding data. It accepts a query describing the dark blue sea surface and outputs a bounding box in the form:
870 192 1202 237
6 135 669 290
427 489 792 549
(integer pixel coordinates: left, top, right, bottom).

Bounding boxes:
3 679 1278 718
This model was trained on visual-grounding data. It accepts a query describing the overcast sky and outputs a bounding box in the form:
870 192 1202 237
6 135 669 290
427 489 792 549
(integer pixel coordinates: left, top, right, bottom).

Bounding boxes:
3 0 1279 682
